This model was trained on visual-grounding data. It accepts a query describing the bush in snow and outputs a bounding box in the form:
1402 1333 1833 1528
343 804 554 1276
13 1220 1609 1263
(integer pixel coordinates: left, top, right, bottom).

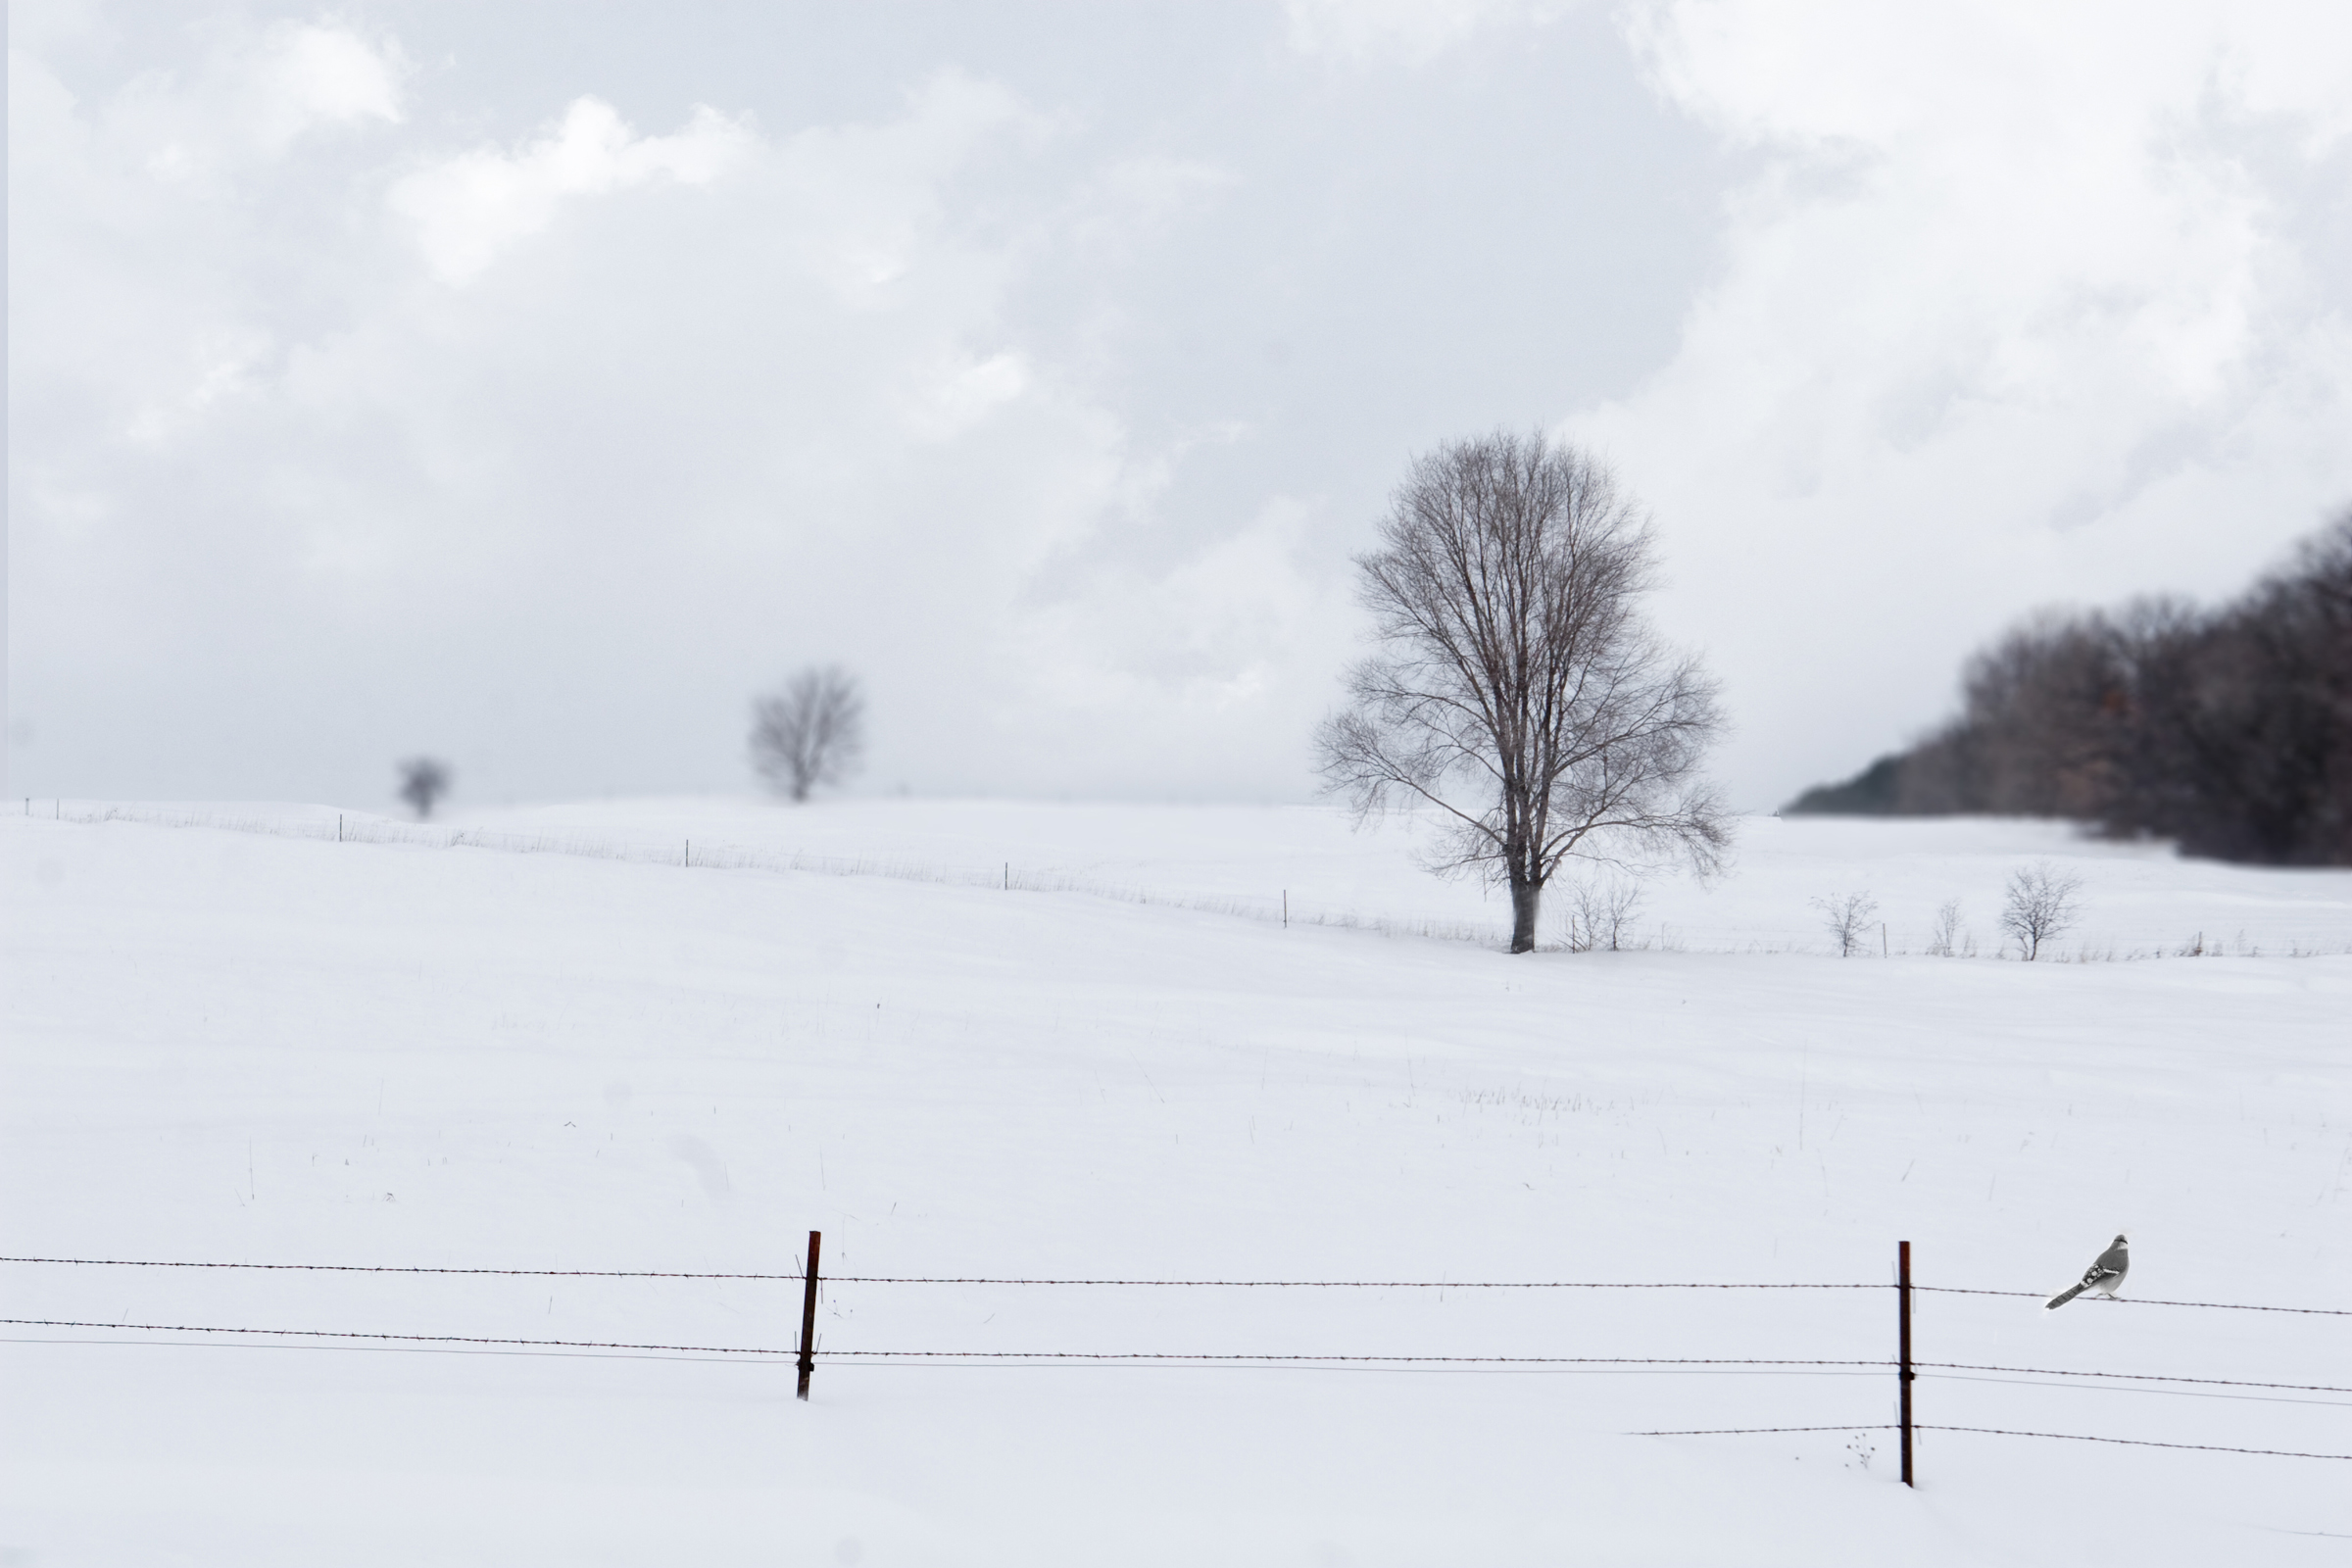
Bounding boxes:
1561 873 1645 953
1810 891 1879 957
1999 860 2083 960
1926 898 1966 956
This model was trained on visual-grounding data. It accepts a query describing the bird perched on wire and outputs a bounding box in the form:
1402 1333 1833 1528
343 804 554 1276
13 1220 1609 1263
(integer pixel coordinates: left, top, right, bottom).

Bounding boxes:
2045 1234 2129 1309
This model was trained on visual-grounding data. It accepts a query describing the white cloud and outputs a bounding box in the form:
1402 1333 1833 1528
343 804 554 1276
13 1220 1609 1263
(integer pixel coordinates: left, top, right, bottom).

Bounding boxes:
1007 497 1352 748
252 20 405 141
762 71 1049 301
114 18 406 180
13 27 1316 801
904 349 1032 440
388 98 754 283
1063 155 1237 259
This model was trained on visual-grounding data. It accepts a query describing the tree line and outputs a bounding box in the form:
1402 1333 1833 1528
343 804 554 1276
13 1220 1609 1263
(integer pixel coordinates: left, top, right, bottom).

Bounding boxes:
1788 515 2352 865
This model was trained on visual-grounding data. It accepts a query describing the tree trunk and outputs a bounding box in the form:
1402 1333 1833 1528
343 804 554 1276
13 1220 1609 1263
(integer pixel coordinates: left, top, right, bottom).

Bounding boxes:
1508 874 1542 954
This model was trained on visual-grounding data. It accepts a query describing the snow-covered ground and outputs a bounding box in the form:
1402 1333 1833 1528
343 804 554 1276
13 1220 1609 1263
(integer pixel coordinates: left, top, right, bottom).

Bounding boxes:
4 802 2347 1565
39 793 2352 957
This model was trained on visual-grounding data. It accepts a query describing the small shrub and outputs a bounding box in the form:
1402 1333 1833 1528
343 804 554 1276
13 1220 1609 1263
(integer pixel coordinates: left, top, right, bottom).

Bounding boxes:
1811 891 1880 957
1926 898 1964 957
1561 873 1645 953
1998 860 2083 960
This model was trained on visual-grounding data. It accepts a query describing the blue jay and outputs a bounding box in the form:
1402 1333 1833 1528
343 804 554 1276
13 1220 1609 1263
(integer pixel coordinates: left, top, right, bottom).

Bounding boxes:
2044 1234 2129 1309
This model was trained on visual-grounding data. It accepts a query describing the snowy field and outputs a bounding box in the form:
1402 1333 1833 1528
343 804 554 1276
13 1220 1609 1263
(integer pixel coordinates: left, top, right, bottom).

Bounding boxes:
4 801 2348 1566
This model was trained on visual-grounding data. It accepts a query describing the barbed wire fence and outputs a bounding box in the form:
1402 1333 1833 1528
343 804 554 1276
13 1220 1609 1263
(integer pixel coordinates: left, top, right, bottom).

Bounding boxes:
14 798 1504 946
6 1240 2344 1478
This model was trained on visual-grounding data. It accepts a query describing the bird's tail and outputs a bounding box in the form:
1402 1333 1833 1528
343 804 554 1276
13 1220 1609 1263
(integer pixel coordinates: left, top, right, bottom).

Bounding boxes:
2044 1282 2087 1311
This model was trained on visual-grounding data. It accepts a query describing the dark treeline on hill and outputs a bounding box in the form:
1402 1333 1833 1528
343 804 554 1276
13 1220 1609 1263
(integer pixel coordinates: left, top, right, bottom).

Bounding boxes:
1788 515 2352 865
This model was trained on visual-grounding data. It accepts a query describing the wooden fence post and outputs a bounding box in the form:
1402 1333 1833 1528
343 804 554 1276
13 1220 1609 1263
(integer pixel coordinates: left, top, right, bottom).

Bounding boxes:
797 1230 822 1401
1898 1239 1915 1487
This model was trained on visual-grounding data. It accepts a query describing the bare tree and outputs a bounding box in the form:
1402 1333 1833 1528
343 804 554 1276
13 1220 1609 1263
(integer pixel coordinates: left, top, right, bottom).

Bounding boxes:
751 665 865 803
1999 860 2083 960
1316 431 1730 954
396 757 452 820
1811 892 1879 957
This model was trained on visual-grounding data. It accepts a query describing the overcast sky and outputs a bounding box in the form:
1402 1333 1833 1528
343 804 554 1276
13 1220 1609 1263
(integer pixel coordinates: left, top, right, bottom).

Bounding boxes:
11 0 2352 812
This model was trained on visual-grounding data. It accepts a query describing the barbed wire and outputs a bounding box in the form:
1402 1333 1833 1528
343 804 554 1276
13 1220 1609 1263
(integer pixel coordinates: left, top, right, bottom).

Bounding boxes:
0 1322 1879 1367
821 1276 1882 1289
0 1317 793 1356
18 1315 2347 1451
1929 1370 2350 1410
815 1350 1894 1366
830 1281 2345 1315
4 1319 2333 1397
1915 1425 2352 1461
0 1256 1874 1288
1919 1361 2352 1396
0 1334 766 1365
23 800 1503 946
1912 1286 2349 1315
1636 1424 1895 1436
0 1255 802 1280
4 1255 2338 1315
1634 1423 2352 1458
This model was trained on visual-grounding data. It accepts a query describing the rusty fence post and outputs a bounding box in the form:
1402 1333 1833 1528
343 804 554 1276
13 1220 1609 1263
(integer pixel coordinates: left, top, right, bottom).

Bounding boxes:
797 1229 822 1401
1898 1239 1915 1487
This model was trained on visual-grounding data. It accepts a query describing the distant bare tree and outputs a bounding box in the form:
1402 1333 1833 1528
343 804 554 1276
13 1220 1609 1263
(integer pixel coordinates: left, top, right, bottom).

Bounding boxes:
1316 431 1730 954
751 665 865 803
397 757 452 820
1999 860 2083 960
1811 891 1879 957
